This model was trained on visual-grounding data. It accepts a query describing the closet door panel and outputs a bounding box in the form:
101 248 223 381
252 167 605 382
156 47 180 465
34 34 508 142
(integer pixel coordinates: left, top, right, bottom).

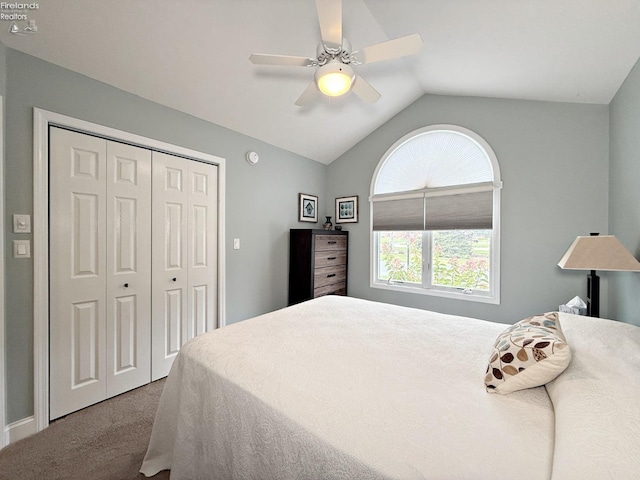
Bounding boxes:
188 161 219 337
50 128 107 420
151 151 189 381
105 141 152 397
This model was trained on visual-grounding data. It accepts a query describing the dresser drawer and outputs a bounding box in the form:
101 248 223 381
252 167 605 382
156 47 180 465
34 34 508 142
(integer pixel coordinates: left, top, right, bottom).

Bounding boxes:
314 265 346 288
314 250 347 268
315 235 347 252
313 283 347 298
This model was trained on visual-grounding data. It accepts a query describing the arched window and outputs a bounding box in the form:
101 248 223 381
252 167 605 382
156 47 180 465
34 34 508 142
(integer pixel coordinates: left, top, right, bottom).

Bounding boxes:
370 125 502 303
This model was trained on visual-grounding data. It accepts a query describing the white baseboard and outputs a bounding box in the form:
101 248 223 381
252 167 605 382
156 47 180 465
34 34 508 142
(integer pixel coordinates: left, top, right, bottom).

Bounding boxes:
3 416 37 446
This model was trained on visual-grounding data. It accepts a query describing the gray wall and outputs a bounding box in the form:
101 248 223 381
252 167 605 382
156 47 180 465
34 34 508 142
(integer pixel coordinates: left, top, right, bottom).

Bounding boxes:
0 41 6 93
609 57 640 326
3 48 326 423
326 94 610 324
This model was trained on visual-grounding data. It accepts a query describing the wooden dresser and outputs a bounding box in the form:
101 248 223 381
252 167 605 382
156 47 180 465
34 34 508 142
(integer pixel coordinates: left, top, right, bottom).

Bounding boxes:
288 229 348 305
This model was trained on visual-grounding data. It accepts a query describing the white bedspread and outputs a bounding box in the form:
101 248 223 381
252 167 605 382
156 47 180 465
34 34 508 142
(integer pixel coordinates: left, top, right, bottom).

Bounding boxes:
548 313 640 480
141 296 555 479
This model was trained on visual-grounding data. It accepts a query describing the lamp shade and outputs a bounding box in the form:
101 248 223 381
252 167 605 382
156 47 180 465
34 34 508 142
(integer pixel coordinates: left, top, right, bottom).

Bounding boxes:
557 235 640 271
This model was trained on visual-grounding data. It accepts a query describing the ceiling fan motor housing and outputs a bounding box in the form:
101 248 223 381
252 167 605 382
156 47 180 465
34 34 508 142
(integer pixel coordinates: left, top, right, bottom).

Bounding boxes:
316 38 352 66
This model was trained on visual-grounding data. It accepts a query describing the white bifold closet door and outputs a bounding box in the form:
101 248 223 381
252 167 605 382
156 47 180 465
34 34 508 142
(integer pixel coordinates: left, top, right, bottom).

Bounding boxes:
49 128 152 419
151 151 218 381
49 129 218 419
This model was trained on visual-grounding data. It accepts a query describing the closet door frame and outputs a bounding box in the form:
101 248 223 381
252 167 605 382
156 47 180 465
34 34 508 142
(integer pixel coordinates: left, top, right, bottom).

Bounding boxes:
33 108 226 433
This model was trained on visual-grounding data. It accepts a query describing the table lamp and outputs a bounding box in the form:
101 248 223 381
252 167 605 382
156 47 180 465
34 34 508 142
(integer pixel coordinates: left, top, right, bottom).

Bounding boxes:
557 233 640 317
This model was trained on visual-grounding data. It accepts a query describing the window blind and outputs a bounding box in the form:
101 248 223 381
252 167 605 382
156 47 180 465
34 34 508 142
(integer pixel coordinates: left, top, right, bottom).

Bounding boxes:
372 182 493 231
425 190 492 230
371 196 424 231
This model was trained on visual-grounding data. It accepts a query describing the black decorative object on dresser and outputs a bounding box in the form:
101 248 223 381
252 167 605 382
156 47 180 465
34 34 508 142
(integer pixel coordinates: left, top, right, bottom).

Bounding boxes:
289 229 348 305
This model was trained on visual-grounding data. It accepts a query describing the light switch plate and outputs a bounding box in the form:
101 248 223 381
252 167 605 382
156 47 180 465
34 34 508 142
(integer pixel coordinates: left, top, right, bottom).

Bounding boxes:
13 214 31 233
233 238 240 250
13 240 31 258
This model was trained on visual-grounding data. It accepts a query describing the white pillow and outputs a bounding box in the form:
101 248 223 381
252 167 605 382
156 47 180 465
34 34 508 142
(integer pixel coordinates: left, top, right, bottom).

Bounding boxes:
485 312 571 394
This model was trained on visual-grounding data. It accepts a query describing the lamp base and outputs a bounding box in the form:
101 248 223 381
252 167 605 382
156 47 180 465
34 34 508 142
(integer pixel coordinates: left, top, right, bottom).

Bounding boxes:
587 270 599 317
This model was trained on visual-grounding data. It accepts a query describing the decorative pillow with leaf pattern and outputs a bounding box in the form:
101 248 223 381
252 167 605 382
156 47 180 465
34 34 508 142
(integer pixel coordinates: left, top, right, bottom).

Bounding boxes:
485 312 572 394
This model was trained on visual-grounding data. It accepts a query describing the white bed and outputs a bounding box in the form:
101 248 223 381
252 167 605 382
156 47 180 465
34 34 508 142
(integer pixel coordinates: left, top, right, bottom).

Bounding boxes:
140 296 640 479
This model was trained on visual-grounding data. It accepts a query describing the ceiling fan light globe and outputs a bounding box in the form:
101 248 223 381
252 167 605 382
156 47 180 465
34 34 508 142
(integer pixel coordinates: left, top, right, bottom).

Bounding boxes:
315 62 354 97
318 72 352 96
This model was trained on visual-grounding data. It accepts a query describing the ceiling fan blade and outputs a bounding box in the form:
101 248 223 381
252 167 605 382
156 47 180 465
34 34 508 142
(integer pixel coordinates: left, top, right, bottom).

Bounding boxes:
295 81 321 106
356 33 423 65
315 0 342 52
351 75 381 104
249 53 315 67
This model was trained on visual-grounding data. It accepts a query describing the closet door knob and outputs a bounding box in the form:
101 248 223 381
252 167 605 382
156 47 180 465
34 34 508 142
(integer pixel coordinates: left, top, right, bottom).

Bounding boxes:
172 277 177 282
124 283 129 288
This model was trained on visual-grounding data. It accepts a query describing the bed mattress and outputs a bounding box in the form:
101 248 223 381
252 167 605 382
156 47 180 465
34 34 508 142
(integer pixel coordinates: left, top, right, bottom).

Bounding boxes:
141 296 557 479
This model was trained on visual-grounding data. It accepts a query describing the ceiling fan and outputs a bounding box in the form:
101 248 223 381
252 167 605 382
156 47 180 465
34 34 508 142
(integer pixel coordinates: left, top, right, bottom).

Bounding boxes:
249 0 423 106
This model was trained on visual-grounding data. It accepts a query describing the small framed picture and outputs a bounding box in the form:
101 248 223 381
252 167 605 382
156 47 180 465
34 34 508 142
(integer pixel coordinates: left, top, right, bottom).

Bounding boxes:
298 193 318 223
335 195 358 224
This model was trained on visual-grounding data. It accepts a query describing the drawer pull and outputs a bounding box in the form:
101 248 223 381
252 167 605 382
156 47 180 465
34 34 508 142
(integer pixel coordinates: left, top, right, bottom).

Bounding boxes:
328 241 337 244
327 256 337 260
327 273 336 278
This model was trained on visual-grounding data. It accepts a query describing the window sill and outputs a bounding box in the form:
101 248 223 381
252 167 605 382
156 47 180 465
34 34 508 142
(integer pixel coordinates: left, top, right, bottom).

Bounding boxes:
370 280 500 305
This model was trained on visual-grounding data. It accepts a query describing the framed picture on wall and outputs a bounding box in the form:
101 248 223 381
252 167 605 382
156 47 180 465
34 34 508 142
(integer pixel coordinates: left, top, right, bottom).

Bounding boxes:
298 193 318 223
335 195 358 223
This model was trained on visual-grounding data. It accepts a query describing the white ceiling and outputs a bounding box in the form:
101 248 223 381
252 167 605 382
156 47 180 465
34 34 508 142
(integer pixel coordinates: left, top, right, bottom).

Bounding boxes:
2 0 639 164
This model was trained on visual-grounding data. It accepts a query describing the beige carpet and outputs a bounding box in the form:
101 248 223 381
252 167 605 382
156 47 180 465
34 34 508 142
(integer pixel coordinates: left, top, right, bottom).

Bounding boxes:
0 379 170 480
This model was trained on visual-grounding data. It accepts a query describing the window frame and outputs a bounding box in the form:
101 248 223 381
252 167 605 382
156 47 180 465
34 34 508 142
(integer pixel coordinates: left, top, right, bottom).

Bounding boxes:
369 125 502 305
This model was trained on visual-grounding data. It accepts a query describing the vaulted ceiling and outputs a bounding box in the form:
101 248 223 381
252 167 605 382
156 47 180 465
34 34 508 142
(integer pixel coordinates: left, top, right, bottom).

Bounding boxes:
2 0 639 164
